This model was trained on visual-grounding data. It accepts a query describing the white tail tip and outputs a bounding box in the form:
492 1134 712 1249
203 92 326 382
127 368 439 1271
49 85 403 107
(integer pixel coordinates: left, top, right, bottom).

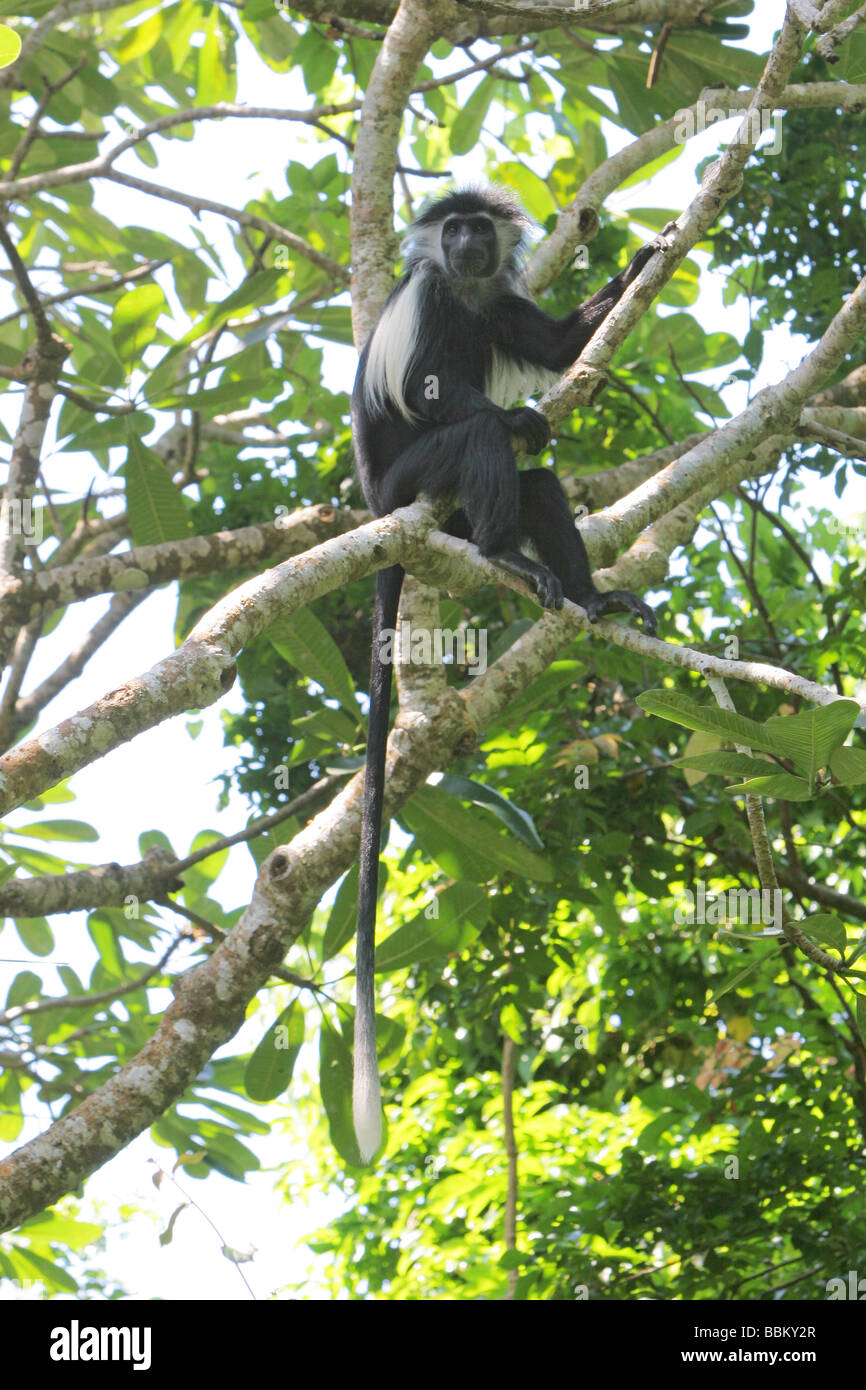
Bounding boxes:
353 1063 382 1164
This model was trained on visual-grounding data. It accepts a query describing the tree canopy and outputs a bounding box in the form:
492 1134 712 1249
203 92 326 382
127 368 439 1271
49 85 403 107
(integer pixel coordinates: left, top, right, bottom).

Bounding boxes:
0 0 865 1302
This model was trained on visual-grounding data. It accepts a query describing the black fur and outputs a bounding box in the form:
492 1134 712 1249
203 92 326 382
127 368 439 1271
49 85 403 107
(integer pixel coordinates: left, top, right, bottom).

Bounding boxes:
349 187 666 1161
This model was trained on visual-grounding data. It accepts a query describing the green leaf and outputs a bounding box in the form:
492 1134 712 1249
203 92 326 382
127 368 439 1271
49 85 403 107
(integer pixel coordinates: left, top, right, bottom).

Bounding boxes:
158 1203 187 1246
319 1023 366 1167
6 970 42 1008
87 912 124 979
291 706 358 749
322 864 360 962
113 10 162 63
11 819 99 842
608 67 657 135
14 917 54 957
743 325 764 370
184 831 229 888
143 273 284 399
196 10 231 105
245 1004 304 1101
678 751 771 778
373 1013 407 1070
111 284 166 365
14 1247 77 1294
0 21 21 67
829 745 866 786
139 829 174 856
704 947 781 1004
21 781 75 808
841 28 866 84
799 914 847 954
268 608 357 717
289 305 354 346
500 1001 524 1043
725 774 814 801
494 162 558 223
639 690 859 776
436 774 544 849
375 882 489 973
123 431 191 547
399 785 553 883
151 375 271 413
294 25 339 93
17 1213 103 1248
764 701 860 779
450 75 494 156
662 33 767 87
495 659 583 722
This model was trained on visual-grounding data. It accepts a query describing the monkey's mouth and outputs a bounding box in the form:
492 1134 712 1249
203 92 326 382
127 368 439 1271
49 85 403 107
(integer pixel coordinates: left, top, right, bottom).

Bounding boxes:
451 251 489 277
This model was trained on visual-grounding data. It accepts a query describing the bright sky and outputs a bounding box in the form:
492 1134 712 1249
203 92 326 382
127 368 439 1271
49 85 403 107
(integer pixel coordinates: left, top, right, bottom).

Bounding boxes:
4 0 855 1300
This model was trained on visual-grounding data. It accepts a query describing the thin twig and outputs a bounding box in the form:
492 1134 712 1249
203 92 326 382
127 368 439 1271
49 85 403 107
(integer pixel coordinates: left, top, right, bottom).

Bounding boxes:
0 935 183 1024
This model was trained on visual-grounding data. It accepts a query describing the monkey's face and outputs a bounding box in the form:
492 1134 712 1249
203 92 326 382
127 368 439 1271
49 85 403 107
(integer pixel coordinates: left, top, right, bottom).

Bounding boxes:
441 214 500 279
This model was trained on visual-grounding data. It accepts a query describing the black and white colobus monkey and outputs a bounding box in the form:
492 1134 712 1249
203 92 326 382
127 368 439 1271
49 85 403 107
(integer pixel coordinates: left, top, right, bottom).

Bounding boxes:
350 186 668 1161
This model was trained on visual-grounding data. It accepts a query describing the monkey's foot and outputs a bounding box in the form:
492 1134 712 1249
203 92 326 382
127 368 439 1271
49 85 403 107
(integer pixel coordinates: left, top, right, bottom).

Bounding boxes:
582 589 658 635
490 550 563 609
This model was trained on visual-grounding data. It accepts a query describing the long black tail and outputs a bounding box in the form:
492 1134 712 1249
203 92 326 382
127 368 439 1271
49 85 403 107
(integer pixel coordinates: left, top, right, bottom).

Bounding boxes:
353 562 404 1163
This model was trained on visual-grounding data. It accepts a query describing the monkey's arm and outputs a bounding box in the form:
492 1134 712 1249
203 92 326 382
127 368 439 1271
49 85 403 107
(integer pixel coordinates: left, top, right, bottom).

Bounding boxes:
498 231 672 373
403 375 550 453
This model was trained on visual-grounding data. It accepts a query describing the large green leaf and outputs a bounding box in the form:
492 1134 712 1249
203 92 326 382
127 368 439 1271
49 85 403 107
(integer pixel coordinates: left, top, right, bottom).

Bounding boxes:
830 746 866 786
17 1213 103 1248
14 916 54 957
375 882 489 973
678 751 772 778
764 702 861 780
399 785 553 883
0 22 21 66
268 607 358 718
319 1023 365 1167
639 690 859 778
436 774 544 849
123 432 192 546
245 1003 304 1101
10 819 99 842
725 773 814 801
322 864 360 962
450 75 494 156
111 284 167 365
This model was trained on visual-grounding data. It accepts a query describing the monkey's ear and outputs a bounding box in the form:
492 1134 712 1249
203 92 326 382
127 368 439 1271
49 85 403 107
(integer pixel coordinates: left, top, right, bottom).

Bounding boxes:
402 222 444 268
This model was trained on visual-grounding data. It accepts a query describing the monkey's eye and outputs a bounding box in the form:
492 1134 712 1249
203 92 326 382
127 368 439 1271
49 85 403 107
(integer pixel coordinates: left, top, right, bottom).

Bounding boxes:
444 224 458 237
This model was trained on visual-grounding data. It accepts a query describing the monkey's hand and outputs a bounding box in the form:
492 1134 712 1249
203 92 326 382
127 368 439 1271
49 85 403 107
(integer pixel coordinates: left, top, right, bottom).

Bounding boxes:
624 224 676 283
582 588 658 635
505 406 551 455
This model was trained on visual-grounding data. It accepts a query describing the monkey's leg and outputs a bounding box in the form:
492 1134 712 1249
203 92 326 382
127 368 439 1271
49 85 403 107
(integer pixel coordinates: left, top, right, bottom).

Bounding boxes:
518 468 657 633
379 419 563 610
